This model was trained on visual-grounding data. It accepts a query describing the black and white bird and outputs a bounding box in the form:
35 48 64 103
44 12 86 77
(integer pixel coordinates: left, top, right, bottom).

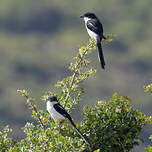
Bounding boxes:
80 12 106 69
46 96 90 146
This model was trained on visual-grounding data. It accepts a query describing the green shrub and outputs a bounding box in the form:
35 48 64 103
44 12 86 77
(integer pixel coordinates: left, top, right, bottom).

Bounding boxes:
0 39 151 152
144 83 152 152
0 126 15 151
81 93 151 151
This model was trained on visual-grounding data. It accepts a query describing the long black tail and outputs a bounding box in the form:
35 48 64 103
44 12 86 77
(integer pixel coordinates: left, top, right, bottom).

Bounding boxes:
69 119 91 146
97 42 105 69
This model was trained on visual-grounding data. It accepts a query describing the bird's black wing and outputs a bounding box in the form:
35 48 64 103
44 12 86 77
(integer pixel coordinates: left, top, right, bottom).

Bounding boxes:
54 103 90 145
53 103 72 120
54 103 76 127
86 19 103 37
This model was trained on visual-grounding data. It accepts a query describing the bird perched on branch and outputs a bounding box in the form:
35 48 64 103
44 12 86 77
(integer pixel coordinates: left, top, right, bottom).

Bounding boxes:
80 12 106 69
46 96 90 146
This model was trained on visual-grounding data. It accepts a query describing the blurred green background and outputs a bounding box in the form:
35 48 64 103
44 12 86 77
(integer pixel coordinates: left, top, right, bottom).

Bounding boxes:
0 0 152 151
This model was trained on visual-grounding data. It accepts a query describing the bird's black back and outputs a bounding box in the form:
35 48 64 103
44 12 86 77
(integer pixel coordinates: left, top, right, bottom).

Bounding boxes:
86 19 103 40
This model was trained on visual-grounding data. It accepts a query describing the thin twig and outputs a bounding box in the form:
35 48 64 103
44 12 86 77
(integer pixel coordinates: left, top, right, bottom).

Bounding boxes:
24 94 45 128
63 42 93 107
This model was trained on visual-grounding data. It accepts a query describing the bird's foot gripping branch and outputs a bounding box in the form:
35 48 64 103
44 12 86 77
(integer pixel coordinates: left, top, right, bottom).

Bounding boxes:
0 40 152 152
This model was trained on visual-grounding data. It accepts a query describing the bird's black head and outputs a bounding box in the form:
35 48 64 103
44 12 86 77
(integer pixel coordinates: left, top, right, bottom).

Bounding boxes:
80 12 97 19
47 96 58 102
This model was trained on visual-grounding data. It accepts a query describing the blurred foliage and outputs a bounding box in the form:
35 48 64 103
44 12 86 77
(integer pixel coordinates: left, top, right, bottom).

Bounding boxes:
145 135 152 152
144 83 152 152
144 83 152 94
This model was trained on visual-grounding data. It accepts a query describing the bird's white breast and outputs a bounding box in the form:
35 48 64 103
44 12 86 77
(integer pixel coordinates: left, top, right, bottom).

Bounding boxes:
47 101 65 121
87 28 98 41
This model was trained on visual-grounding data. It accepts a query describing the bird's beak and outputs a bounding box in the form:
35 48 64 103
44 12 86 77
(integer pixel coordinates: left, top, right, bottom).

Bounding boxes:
80 15 84 18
